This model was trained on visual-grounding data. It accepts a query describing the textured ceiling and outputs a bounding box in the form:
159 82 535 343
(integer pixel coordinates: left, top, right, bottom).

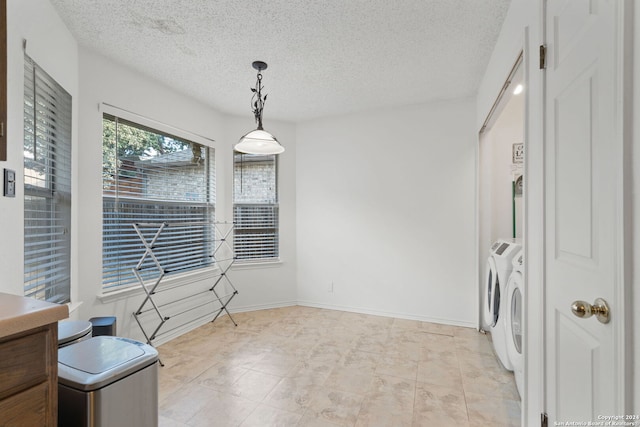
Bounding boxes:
50 0 511 122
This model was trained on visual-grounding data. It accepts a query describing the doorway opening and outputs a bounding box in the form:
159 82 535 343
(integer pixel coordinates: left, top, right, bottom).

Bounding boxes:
477 51 525 405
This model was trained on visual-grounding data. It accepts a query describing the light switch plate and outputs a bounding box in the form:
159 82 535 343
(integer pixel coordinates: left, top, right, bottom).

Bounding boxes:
4 168 16 197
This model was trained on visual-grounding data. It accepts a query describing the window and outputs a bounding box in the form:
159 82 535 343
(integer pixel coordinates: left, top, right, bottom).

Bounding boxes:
23 55 72 303
233 152 278 261
102 115 215 291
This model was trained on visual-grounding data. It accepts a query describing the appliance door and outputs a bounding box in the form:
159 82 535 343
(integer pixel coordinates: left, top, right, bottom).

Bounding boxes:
483 257 498 329
491 263 502 328
506 271 523 369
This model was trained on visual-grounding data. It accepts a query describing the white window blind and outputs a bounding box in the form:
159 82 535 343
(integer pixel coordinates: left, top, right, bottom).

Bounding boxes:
102 115 215 291
233 152 278 261
23 55 72 303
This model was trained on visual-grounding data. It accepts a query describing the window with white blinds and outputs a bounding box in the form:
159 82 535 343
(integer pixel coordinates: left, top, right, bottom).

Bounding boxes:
233 152 279 261
102 115 215 291
23 55 72 303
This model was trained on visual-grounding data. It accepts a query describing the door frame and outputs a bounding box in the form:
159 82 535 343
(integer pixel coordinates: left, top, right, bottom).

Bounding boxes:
526 3 545 425
618 0 635 413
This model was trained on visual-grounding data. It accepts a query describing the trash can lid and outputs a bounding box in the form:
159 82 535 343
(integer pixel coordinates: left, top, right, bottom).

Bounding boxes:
58 336 158 391
58 320 92 346
89 316 116 327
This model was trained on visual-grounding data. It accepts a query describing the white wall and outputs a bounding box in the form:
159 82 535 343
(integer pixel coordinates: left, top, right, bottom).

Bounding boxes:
2 0 78 298
76 48 297 342
296 99 477 326
476 0 542 424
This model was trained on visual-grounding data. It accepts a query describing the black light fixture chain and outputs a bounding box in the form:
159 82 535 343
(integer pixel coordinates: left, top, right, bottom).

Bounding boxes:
251 68 267 130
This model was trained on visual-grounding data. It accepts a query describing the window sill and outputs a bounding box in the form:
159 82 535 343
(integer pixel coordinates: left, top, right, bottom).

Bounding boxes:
96 266 221 304
231 259 283 270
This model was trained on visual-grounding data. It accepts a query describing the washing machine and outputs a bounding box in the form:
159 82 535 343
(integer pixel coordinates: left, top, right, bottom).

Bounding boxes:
484 239 520 371
506 249 524 398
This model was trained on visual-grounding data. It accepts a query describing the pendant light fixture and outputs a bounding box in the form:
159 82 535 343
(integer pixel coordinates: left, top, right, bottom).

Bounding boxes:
234 61 285 155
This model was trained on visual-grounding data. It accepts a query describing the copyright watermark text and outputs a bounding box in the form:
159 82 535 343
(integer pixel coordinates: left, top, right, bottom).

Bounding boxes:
554 415 640 427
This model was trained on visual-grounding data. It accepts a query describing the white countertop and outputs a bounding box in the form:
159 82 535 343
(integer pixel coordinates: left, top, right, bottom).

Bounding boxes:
0 292 69 339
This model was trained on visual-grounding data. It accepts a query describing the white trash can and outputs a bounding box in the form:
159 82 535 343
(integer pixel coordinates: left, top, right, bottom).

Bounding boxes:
57 336 159 427
58 320 92 347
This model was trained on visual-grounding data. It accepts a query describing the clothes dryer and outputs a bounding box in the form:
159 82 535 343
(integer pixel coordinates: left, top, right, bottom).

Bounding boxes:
506 249 524 398
486 239 520 371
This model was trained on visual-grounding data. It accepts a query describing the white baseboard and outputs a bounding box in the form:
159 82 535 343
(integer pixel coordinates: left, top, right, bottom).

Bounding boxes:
153 299 475 346
228 300 298 314
296 300 476 329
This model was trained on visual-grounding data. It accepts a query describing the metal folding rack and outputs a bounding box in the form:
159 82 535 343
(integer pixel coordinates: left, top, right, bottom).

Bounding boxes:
131 221 238 354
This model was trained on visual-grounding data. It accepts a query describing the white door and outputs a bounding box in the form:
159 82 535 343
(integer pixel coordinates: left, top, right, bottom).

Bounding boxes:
544 0 626 422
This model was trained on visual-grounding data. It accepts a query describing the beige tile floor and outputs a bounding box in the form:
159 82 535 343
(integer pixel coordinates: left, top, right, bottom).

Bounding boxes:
157 306 521 427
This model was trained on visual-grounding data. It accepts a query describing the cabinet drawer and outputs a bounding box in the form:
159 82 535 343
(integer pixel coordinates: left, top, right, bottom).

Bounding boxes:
0 381 49 426
0 329 50 399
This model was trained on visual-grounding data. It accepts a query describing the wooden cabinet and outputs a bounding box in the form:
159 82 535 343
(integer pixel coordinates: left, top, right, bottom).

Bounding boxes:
0 294 68 427
0 382 52 426
0 325 58 426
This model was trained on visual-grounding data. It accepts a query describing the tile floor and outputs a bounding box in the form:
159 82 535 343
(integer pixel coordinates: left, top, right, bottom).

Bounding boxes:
157 306 521 427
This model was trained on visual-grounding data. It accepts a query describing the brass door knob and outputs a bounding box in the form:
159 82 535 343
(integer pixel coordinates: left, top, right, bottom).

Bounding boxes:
571 298 610 324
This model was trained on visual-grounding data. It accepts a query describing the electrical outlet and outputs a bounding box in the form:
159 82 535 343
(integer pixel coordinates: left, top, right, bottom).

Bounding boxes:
3 169 15 197
328 281 334 293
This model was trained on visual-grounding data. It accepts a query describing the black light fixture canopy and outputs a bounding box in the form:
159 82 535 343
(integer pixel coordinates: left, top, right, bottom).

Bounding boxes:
252 60 267 71
234 61 285 155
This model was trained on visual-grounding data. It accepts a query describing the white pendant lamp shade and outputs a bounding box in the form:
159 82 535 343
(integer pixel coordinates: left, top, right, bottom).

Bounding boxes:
235 129 284 155
235 61 284 155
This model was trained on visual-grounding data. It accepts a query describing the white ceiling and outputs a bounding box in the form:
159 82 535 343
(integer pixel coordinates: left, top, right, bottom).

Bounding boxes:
50 0 511 122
